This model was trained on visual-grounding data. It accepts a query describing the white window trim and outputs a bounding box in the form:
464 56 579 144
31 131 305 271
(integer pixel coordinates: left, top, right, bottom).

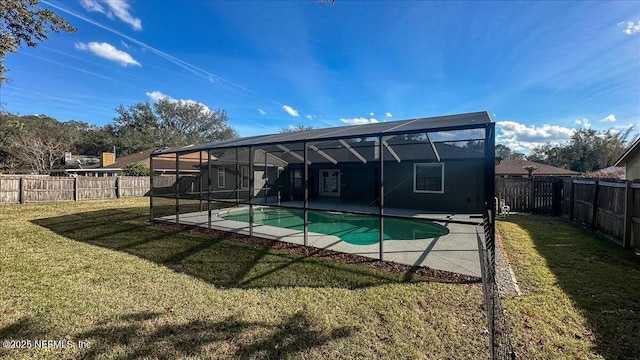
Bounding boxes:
218 167 225 188
413 163 444 194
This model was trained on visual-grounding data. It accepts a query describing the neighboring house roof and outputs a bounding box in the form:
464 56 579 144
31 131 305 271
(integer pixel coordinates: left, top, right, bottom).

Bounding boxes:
495 159 579 176
614 137 640 166
85 148 202 172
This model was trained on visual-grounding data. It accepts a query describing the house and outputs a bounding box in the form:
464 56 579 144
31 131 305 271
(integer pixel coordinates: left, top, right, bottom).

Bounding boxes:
195 139 487 213
65 148 202 177
614 137 640 180
495 159 579 178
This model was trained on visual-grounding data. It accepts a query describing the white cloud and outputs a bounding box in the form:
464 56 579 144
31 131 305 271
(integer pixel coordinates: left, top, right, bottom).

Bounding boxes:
496 120 575 152
258 109 267 115
146 90 167 102
145 91 214 115
79 0 104 12
120 40 130 49
574 118 591 128
340 117 379 125
305 115 314 120
75 42 140 66
385 112 392 118
602 114 616 122
369 112 375 116
80 0 142 31
623 20 640 35
282 105 299 117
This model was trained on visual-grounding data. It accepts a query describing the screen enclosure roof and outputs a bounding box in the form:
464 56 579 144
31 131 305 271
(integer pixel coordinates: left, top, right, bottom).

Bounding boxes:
152 111 493 156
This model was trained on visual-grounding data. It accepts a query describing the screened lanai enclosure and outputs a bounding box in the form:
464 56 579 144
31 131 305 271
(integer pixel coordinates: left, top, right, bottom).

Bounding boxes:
149 111 495 277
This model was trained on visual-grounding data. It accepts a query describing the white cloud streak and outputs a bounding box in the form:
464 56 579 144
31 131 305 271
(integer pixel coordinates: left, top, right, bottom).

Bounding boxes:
75 42 140 66
43 1 260 98
282 105 299 117
602 114 616 122
80 0 142 30
385 112 392 118
258 109 267 115
79 0 104 12
340 117 379 125
305 115 313 120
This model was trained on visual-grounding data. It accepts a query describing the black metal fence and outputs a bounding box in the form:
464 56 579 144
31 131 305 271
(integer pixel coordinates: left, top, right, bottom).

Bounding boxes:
477 210 516 360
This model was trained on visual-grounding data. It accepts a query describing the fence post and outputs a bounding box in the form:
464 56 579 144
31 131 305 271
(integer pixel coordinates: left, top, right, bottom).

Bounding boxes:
623 181 633 249
74 177 79 201
116 176 121 198
569 180 575 222
553 179 562 216
529 178 535 213
19 177 25 204
590 180 600 231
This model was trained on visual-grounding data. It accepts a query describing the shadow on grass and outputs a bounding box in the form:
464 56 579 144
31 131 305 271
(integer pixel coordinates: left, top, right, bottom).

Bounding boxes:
1 311 353 359
504 216 640 360
31 207 424 290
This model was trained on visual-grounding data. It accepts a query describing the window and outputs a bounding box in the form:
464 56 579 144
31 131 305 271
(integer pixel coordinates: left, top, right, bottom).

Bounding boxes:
218 167 225 188
414 163 444 193
293 169 302 188
241 166 249 189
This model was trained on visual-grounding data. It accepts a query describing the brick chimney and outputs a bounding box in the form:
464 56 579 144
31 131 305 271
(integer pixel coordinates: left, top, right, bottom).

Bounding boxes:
100 152 115 167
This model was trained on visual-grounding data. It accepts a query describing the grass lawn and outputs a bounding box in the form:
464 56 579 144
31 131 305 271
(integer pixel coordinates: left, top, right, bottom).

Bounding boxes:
0 198 489 359
498 215 640 360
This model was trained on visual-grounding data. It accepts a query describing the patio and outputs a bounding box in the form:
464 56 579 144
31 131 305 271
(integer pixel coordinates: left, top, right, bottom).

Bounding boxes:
157 203 484 277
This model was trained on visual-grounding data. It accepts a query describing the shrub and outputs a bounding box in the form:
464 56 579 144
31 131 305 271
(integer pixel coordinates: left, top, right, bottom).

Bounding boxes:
122 162 150 176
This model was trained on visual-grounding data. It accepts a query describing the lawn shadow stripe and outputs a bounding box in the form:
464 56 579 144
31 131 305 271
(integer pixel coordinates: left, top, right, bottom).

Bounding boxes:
31 207 432 290
73 310 355 360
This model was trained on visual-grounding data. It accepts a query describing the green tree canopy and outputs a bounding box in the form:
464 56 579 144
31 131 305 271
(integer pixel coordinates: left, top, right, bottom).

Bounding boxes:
526 127 636 172
113 98 238 156
1 0 76 83
279 125 315 133
495 144 525 160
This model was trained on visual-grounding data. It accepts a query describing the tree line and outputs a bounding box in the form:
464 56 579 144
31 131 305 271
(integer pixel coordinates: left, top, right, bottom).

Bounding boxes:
0 98 238 173
497 127 636 173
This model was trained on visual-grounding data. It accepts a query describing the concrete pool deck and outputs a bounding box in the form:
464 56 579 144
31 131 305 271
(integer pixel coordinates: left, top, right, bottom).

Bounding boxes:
156 205 483 278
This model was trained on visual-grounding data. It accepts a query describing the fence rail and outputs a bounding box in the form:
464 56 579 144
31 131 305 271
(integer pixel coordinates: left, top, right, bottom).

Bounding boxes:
496 177 640 249
0 176 154 204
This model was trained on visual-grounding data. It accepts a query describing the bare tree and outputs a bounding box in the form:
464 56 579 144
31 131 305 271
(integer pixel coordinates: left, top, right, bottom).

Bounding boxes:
2 113 73 172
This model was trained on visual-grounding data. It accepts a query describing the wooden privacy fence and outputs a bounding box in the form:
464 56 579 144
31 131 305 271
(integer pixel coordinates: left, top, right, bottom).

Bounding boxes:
496 177 640 249
568 179 640 249
0 176 153 204
495 177 563 215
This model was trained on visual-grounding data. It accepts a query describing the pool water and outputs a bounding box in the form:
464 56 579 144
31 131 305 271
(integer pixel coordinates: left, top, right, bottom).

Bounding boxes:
221 207 449 245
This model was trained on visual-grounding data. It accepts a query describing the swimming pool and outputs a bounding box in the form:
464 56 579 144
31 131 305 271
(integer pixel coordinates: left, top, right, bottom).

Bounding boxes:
221 207 449 245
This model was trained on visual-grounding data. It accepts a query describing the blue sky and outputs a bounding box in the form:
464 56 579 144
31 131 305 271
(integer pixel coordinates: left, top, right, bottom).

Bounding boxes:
2 0 639 153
